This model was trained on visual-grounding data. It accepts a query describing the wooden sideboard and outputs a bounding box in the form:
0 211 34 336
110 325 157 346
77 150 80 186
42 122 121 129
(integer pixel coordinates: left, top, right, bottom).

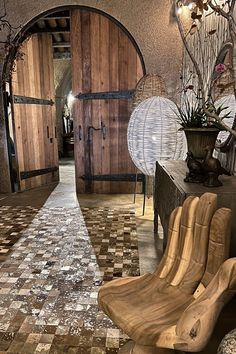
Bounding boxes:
154 160 236 256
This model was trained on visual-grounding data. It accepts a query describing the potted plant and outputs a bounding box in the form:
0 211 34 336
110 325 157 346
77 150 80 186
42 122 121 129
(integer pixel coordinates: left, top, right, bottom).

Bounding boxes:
175 90 231 160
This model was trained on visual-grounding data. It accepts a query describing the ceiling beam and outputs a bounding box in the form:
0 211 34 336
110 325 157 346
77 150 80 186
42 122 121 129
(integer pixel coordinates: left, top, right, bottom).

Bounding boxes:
41 15 70 20
41 11 70 20
53 42 70 48
30 27 70 34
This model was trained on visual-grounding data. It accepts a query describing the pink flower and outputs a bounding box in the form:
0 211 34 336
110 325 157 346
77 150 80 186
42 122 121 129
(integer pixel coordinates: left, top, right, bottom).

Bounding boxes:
215 63 226 73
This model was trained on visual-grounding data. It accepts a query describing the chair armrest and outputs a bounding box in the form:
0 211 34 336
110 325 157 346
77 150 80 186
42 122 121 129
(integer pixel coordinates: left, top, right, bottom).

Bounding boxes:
175 258 236 352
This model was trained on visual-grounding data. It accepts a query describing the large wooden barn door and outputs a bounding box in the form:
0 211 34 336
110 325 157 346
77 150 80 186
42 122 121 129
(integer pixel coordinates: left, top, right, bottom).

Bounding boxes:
11 33 59 191
71 10 144 193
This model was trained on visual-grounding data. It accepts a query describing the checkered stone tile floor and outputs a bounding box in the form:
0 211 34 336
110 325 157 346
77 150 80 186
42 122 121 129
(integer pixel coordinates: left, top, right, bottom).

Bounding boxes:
0 205 139 353
82 207 139 282
0 206 38 261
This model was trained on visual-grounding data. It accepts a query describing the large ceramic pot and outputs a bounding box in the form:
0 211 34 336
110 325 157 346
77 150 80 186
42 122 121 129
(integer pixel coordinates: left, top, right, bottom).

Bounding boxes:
184 127 219 160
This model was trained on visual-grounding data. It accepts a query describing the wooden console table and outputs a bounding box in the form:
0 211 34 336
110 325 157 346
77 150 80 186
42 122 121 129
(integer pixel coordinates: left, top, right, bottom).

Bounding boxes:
154 160 236 256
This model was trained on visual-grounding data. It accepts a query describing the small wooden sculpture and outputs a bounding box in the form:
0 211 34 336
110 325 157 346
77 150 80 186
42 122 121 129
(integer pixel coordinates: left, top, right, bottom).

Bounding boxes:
202 146 231 187
184 151 206 183
98 193 235 353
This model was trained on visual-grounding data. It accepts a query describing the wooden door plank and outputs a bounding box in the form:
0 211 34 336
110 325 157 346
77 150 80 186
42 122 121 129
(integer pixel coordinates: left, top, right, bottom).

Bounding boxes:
90 12 102 193
46 33 59 180
32 34 46 186
109 21 119 193
71 10 85 192
42 34 54 183
11 57 26 190
127 34 138 179
38 33 50 185
99 15 110 194
118 29 131 192
21 43 32 190
47 33 58 179
27 35 39 188
81 12 92 193
11 33 58 191
137 54 144 82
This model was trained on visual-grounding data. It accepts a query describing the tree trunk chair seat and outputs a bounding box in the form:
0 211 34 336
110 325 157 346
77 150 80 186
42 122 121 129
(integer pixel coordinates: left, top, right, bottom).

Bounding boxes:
98 193 236 353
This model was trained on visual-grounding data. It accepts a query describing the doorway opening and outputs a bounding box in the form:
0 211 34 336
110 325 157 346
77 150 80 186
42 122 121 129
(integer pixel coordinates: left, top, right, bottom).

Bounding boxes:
5 6 145 195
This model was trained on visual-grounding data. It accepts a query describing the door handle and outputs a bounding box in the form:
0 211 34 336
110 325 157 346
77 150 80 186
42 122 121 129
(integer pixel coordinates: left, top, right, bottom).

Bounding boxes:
101 122 106 140
79 125 82 140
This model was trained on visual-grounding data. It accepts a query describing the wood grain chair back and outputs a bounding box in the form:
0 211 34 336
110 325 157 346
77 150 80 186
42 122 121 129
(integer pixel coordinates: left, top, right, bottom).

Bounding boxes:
98 192 234 352
156 193 224 295
98 193 236 354
179 193 218 293
156 196 199 282
201 207 232 287
169 195 200 287
157 206 183 279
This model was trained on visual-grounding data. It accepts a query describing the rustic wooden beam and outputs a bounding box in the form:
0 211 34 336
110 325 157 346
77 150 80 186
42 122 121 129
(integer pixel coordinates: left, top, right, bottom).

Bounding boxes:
30 27 70 34
52 42 70 48
41 12 70 20
42 16 70 20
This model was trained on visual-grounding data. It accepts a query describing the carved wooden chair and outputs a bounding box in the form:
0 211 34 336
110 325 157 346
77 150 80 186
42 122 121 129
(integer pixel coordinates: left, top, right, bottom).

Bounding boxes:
98 193 236 353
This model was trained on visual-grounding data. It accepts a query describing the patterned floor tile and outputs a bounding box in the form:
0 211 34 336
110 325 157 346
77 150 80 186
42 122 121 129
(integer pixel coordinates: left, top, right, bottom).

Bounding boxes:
0 206 138 353
82 207 140 282
0 206 39 262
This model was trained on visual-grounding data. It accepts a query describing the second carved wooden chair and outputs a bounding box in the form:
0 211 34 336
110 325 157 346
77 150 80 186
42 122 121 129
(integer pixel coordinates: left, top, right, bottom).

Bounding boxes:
98 193 236 353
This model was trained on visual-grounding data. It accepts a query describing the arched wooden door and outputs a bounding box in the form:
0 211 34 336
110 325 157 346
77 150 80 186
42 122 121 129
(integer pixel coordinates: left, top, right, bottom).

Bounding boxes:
11 34 59 191
71 9 144 193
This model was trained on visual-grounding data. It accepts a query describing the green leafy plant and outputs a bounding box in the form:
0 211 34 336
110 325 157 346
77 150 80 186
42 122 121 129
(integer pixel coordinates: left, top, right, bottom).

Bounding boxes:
176 99 207 128
176 94 232 129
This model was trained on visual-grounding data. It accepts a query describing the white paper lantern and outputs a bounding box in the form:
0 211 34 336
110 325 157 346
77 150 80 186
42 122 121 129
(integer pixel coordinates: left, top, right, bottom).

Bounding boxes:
127 96 185 176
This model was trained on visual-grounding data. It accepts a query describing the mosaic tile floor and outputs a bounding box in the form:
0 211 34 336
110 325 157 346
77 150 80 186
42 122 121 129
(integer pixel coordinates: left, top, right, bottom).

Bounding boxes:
0 207 39 262
0 205 139 353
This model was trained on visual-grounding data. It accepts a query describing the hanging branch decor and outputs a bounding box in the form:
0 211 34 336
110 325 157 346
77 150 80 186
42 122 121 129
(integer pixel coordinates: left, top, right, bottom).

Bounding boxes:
0 0 23 83
175 0 236 138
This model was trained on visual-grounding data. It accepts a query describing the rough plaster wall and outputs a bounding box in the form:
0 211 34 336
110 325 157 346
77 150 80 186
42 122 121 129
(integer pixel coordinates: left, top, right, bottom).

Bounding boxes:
3 0 183 97
54 59 72 154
